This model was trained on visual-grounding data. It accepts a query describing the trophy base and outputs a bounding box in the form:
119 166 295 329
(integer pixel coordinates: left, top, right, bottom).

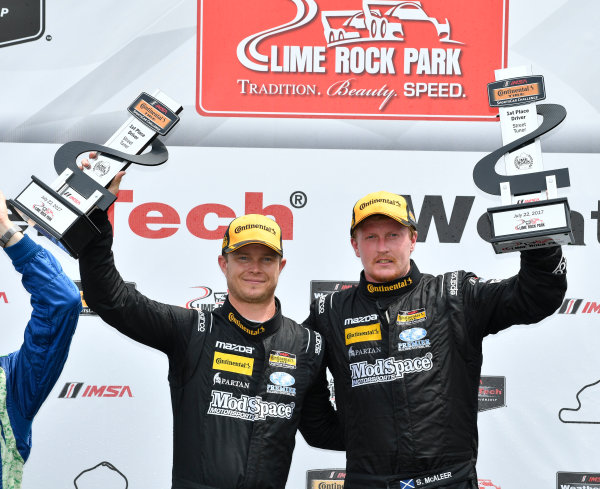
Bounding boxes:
9 176 100 258
488 197 574 254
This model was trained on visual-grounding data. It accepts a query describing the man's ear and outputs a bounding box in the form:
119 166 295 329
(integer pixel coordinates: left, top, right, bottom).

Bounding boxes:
410 231 418 253
218 254 228 274
351 237 360 258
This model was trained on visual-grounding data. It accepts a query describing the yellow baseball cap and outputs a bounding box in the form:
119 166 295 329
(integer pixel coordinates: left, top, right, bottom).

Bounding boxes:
222 214 283 256
350 191 417 235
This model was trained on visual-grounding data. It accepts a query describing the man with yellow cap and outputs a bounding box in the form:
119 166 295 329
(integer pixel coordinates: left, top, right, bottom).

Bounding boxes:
77 172 341 489
304 190 567 489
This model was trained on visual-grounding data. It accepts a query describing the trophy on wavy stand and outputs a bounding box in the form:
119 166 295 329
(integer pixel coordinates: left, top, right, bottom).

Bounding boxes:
473 66 574 253
9 90 182 258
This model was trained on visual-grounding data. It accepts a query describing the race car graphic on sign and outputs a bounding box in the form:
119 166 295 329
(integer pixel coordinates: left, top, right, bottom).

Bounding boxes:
197 0 508 119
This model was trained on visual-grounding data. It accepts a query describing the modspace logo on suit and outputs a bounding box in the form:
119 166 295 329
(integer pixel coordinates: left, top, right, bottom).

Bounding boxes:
58 382 133 399
0 0 44 48
198 0 508 119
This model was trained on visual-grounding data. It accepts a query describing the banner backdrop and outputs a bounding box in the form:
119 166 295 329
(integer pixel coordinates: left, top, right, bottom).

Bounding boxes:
0 1 599 489
1 145 599 489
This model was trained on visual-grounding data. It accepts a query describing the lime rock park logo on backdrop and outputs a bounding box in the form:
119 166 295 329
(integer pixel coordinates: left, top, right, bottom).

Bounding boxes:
0 0 44 48
197 0 508 119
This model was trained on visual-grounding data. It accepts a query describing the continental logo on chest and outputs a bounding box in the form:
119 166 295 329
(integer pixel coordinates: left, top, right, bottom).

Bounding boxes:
269 350 297 369
367 277 412 294
345 323 382 345
208 390 295 421
228 312 265 336
396 308 426 324
213 351 254 376
398 327 431 352
350 354 433 387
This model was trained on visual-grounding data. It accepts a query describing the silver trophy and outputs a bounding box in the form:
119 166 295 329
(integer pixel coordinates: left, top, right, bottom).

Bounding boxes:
9 90 182 257
474 66 573 253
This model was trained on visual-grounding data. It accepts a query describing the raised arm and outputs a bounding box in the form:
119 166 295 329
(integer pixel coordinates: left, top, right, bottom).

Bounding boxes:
78 209 197 358
463 246 567 341
0 190 80 425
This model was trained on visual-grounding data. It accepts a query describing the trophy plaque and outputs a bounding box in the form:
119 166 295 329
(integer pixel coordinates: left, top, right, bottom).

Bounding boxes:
473 66 574 253
9 90 182 258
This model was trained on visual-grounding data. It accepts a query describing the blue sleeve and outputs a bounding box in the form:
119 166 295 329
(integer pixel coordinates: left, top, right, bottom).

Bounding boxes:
3 236 81 458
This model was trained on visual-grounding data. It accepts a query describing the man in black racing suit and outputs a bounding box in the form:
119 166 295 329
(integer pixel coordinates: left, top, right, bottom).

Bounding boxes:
303 191 567 489
78 170 341 489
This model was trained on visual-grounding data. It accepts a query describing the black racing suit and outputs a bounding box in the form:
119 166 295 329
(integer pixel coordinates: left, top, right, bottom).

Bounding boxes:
303 248 567 489
79 212 341 489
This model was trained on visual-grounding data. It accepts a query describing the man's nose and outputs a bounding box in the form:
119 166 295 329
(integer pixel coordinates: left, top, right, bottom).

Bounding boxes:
375 238 388 252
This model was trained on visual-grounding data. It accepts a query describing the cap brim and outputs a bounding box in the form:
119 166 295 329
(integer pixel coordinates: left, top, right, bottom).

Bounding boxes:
352 211 415 232
223 239 283 256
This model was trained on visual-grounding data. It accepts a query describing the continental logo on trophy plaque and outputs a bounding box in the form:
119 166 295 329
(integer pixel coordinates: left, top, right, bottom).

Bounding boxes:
473 66 574 253
9 90 183 258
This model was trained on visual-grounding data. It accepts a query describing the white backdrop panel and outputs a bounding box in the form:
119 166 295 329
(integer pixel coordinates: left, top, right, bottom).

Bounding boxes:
0 143 598 488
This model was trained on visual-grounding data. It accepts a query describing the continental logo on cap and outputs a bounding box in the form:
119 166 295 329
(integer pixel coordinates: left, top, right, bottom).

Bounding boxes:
213 351 254 376
234 223 277 235
345 323 382 345
359 197 406 210
228 312 265 336
366 278 412 294
397 308 427 323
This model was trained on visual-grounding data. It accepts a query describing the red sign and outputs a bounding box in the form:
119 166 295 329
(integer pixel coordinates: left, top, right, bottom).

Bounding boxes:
197 0 508 119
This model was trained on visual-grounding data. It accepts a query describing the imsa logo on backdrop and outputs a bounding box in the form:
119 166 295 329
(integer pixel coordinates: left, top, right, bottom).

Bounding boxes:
58 382 133 398
556 472 600 489
558 298 600 315
0 0 44 48
306 469 345 489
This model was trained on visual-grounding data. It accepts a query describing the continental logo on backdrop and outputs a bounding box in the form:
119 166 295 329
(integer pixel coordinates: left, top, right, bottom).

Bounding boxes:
306 469 346 489
213 351 254 376
197 0 508 119
0 0 45 48
345 323 382 345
